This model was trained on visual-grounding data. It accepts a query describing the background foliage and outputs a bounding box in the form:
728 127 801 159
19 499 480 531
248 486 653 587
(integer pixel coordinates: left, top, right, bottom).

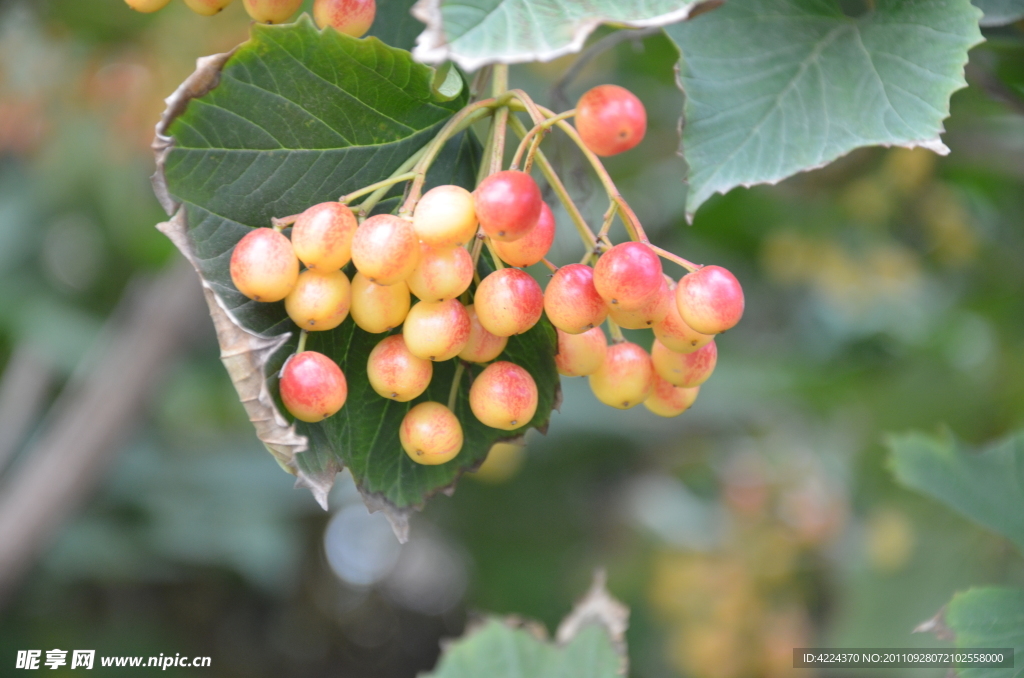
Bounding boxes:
0 0 1023 676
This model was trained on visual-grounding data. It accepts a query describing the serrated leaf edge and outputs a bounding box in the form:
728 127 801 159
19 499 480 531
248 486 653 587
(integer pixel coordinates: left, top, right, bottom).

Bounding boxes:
411 0 717 71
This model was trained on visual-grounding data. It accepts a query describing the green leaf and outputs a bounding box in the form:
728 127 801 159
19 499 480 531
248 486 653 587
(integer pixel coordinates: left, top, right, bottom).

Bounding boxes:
410 0 709 71
945 587 1024 678
665 0 983 219
887 430 1024 554
973 0 1024 26
424 574 629 678
153 17 560 538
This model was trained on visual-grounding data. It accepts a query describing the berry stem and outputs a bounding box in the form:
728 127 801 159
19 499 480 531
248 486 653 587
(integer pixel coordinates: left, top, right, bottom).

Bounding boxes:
506 115 597 253
447 361 465 411
506 89 547 126
400 96 508 215
271 214 301 232
296 329 308 354
648 243 700 273
488 65 510 176
484 237 505 270
341 172 417 206
606 317 625 343
469 230 485 286
534 103 650 244
355 146 428 216
541 258 558 273
509 108 576 170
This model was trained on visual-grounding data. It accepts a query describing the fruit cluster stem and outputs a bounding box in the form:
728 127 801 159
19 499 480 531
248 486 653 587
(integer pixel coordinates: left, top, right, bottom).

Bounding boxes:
447 361 465 411
506 115 597 253
296 329 308 354
606 318 625 343
341 172 417 208
648 244 700 273
510 108 576 170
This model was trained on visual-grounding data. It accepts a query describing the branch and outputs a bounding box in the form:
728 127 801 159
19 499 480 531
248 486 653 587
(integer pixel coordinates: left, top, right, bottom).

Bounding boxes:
0 260 206 607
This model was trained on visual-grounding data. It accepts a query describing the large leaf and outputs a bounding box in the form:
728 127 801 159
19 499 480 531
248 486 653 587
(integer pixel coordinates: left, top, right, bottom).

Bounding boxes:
424 574 629 678
410 0 712 71
152 17 560 540
887 430 1024 554
943 587 1024 678
973 0 1024 26
666 0 983 218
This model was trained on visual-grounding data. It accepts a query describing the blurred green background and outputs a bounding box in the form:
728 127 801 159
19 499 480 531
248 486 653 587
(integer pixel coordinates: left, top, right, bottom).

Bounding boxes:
0 1 1023 676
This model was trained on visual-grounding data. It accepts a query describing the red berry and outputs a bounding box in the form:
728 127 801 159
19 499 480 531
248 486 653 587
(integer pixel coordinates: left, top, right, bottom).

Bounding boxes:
403 299 471 361
406 242 474 303
543 263 607 334
459 304 508 363
469 361 538 430
593 242 663 311
351 214 419 285
644 378 699 418
313 0 375 37
243 0 303 23
474 170 542 242
676 265 744 335
366 335 432 402
474 268 544 337
653 278 714 353
492 202 555 267
651 339 717 388
588 341 654 409
555 327 606 377
400 402 462 465
280 351 347 423
607 276 671 329
230 227 299 302
575 84 647 157
291 201 357 271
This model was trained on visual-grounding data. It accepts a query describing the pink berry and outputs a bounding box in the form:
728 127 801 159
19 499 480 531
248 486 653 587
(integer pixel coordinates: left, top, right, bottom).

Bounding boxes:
543 263 607 334
651 339 717 388
474 170 542 242
492 202 555 267
230 227 299 302
469 361 538 431
280 351 347 423
593 242 663 311
554 327 606 377
676 265 744 335
474 268 544 337
575 85 647 157
313 0 375 37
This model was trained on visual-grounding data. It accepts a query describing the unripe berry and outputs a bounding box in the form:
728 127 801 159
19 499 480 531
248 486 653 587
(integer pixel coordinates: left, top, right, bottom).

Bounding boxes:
351 214 419 285
459 304 508 363
676 265 744 335
607 277 670 329
474 170 542 242
492 202 555 267
469 361 538 430
474 268 544 337
554 327 606 377
593 242 663 311
242 0 303 23
653 279 714 353
588 341 654 409
575 84 647 157
230 228 299 302
543 263 607 334
403 299 471 361
412 185 478 248
125 0 171 11
285 269 351 331
366 335 432 402
644 378 699 417
651 338 717 388
406 243 473 302
291 202 357 270
349 273 410 333
313 0 375 37
280 351 347 423
400 402 462 465
183 0 234 15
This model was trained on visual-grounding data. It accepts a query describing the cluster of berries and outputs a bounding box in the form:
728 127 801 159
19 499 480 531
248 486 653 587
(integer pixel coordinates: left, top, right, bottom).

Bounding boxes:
125 0 376 36
226 82 743 467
